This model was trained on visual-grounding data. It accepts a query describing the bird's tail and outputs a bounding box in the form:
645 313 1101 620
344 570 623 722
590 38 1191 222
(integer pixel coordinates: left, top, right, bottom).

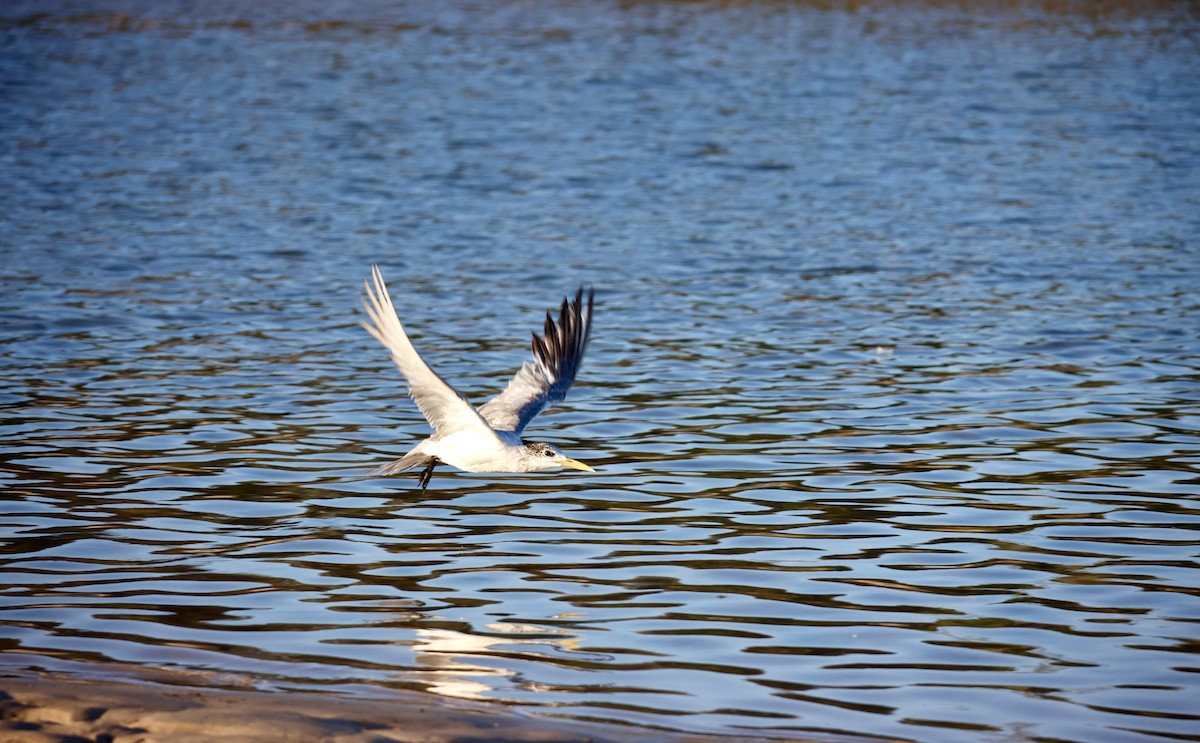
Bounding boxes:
370 452 433 477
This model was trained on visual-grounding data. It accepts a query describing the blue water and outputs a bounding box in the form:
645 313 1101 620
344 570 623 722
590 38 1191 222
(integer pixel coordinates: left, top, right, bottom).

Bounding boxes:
1 2 1198 740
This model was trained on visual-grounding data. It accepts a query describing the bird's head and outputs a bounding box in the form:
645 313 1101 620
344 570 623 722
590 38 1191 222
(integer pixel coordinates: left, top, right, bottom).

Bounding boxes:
522 442 595 473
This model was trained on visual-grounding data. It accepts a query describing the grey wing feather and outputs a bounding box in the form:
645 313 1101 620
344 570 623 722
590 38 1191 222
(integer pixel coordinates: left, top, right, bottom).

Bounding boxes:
478 287 594 434
360 265 498 438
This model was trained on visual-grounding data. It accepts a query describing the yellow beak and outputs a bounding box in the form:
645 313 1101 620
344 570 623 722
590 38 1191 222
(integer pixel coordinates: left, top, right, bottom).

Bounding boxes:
559 458 595 472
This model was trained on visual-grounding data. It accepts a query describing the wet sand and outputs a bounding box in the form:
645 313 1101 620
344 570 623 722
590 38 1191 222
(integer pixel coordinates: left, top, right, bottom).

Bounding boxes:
0 662 844 743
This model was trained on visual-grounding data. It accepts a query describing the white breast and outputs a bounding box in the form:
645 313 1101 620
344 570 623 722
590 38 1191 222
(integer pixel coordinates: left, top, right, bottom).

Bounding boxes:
424 430 525 473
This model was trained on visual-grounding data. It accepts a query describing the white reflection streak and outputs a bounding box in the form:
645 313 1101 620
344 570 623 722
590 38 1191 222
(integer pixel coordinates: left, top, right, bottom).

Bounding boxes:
405 625 582 700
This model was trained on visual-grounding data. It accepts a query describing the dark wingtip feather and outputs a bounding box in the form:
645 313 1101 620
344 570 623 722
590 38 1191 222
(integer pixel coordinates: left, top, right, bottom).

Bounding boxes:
526 285 596 379
530 330 546 363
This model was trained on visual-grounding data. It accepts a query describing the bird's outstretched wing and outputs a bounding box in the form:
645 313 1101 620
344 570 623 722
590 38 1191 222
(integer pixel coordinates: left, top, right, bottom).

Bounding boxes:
478 287 594 435
361 265 498 438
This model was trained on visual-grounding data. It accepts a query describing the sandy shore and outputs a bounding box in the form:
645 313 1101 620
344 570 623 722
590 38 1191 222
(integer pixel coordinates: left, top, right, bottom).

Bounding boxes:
0 660 843 743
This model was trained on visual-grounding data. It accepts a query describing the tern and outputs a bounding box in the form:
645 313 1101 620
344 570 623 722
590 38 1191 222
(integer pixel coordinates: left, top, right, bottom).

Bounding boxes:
361 265 596 489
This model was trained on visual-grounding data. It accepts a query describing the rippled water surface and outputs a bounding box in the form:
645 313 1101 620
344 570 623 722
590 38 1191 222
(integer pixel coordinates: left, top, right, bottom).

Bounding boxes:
2 2 1199 740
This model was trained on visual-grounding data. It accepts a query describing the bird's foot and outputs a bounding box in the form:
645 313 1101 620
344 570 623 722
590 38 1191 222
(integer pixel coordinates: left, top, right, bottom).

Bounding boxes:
417 459 439 490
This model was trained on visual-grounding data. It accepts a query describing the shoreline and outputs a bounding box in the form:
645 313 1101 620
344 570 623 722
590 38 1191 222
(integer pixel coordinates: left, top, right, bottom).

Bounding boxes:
0 659 850 743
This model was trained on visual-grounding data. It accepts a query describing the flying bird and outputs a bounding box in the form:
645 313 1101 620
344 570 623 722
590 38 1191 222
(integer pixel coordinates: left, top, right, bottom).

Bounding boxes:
361 265 595 489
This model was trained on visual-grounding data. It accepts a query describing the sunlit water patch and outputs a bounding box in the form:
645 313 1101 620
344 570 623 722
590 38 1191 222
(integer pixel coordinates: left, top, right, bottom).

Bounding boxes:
1 2 1198 741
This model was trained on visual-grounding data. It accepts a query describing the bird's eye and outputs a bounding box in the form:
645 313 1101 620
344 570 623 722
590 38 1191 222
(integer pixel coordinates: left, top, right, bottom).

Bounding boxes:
543 450 555 457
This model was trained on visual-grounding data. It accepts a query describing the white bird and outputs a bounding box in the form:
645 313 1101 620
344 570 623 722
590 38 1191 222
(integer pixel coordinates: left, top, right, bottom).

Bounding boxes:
361 265 596 489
